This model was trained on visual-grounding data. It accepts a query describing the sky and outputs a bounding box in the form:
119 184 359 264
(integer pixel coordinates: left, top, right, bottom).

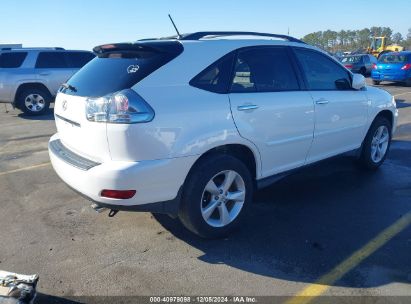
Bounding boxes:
0 0 409 50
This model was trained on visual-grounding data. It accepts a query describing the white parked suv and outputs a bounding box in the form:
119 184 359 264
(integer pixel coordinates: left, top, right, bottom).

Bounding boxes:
48 32 398 238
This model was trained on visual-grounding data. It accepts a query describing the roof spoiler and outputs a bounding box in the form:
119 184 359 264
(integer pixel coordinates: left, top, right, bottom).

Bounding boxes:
93 41 183 56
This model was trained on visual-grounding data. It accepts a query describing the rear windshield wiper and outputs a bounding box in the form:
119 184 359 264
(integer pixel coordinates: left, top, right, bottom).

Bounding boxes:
61 83 77 92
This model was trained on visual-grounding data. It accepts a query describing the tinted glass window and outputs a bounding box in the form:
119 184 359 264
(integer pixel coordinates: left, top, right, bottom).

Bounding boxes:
0 52 27 68
189 53 234 93
231 47 300 93
36 52 67 68
294 48 351 90
65 52 95 68
341 56 362 63
378 54 407 63
64 42 183 97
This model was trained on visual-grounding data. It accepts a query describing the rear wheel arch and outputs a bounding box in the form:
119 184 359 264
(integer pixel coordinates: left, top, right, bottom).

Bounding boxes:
186 144 259 183
14 82 52 105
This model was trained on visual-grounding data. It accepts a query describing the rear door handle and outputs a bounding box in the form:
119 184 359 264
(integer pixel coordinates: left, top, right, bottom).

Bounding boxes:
237 105 259 111
315 98 329 105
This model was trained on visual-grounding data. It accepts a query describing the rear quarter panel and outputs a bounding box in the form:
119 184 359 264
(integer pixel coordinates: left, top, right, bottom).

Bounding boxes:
106 84 262 177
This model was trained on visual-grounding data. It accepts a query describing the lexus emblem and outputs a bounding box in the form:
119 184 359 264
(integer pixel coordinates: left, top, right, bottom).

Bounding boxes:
62 100 67 111
127 64 140 74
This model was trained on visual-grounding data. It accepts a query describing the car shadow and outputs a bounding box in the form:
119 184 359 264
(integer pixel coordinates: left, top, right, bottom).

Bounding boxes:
395 99 411 109
17 108 55 121
35 293 83 304
375 82 410 88
153 140 411 289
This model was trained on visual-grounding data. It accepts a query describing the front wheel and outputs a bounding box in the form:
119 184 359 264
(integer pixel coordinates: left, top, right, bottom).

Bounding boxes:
178 154 253 238
359 116 392 170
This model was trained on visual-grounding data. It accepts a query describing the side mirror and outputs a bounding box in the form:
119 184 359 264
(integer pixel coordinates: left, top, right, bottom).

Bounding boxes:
352 73 366 90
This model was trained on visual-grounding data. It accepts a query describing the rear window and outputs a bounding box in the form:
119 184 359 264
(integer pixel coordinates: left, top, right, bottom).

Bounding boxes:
63 41 183 97
66 52 95 68
378 54 407 63
341 56 362 63
0 52 27 68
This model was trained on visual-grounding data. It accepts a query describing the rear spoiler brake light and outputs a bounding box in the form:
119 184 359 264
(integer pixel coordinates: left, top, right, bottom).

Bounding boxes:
93 41 183 57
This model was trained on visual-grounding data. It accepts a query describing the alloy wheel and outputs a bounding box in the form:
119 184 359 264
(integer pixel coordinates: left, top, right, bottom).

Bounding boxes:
24 94 46 112
200 170 246 228
371 125 389 163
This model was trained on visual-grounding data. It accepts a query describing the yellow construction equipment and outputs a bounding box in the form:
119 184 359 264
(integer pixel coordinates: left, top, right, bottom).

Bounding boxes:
368 36 404 58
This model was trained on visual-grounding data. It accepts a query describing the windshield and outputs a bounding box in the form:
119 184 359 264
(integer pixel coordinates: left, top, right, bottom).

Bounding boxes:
378 54 407 64
371 38 383 50
341 56 362 63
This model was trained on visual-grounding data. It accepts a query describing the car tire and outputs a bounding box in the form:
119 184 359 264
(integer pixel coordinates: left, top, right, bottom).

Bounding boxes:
178 154 253 238
17 88 51 116
359 116 392 170
372 80 381 85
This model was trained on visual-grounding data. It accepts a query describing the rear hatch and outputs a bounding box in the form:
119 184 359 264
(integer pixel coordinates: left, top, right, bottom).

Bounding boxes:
341 55 362 70
54 41 183 162
54 93 109 162
376 53 408 76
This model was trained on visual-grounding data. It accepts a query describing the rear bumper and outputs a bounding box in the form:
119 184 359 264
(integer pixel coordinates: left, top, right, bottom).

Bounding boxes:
371 70 410 82
48 134 196 213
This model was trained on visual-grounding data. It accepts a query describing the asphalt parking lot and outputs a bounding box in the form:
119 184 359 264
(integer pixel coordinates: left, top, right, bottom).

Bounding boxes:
0 79 410 303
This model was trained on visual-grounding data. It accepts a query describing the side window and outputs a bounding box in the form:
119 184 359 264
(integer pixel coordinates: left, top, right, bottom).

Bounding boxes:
294 48 351 90
65 52 95 68
0 52 27 68
231 47 300 93
189 53 234 93
35 52 67 68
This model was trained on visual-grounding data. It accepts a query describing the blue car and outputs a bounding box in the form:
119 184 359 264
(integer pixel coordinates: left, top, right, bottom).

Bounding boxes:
371 51 411 86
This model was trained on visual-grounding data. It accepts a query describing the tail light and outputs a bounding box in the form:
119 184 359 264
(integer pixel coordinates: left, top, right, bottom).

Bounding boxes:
372 63 377 70
344 64 353 69
401 63 411 70
85 89 154 124
101 189 136 199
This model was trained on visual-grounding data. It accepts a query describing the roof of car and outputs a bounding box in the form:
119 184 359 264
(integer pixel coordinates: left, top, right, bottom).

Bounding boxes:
385 51 411 55
140 31 306 44
0 48 92 53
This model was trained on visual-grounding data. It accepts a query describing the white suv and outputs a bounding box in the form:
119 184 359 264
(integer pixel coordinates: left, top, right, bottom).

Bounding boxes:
48 32 398 238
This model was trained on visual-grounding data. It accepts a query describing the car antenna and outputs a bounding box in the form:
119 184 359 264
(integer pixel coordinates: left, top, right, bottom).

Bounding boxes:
168 14 182 39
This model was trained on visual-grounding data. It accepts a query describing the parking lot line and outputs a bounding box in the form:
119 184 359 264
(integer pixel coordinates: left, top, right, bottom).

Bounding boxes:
0 162 51 177
285 211 411 304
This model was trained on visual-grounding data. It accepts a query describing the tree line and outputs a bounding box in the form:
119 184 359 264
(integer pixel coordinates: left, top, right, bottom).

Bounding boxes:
301 26 411 52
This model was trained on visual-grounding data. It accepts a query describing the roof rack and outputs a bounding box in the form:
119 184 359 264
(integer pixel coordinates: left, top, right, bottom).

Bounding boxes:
179 31 305 43
0 47 65 51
